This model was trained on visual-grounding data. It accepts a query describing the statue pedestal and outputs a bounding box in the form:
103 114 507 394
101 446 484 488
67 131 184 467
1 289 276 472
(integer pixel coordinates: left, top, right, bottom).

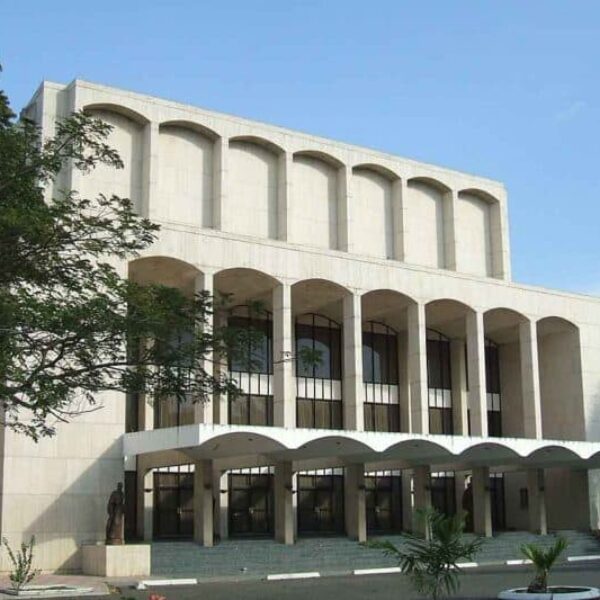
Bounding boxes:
82 543 151 577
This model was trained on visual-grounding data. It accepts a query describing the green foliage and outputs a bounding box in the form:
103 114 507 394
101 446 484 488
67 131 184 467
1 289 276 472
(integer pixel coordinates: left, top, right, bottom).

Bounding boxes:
0 73 241 439
521 537 568 593
2 536 40 591
367 508 483 600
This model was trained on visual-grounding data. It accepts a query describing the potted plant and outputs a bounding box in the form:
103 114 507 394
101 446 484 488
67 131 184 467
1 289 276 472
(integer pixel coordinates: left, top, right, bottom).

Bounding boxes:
498 537 600 599
368 508 483 600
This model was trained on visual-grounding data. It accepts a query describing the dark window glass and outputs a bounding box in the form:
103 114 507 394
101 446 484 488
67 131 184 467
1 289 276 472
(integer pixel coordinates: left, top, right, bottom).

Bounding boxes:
295 315 341 380
429 407 453 435
364 403 400 432
431 474 456 518
366 474 402 534
155 396 195 429
485 343 501 393
362 325 398 385
296 398 342 430
427 337 451 390
229 395 273 426
228 313 273 375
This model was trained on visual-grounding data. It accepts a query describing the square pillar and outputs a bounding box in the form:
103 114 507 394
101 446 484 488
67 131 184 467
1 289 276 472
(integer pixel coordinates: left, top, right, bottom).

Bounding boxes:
193 460 214 547
273 283 295 428
527 469 547 535
520 320 542 439
137 469 153 542
413 466 432 538
212 138 228 231
466 311 488 437
338 165 352 252
392 178 407 262
278 152 292 242
343 293 364 431
407 303 428 434
274 461 295 544
218 471 229 540
401 469 413 532
443 189 458 271
345 464 367 542
450 340 469 435
213 310 229 424
142 122 159 220
472 467 492 537
194 271 214 425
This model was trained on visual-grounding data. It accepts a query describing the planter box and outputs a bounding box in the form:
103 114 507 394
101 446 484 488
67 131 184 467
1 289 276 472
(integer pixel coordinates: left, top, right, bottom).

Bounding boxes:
499 587 600 600
82 544 151 577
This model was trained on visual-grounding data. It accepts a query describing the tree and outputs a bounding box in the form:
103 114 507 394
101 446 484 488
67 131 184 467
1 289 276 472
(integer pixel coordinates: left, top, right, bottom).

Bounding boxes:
521 537 568 593
0 73 249 440
368 508 483 600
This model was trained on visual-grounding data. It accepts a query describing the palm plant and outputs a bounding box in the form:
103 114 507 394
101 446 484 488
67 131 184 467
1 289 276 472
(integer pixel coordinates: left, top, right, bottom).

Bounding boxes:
521 537 568 593
368 508 483 600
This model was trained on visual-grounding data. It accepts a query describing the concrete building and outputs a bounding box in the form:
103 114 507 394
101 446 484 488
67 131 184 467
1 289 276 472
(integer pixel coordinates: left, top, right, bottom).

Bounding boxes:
5 79 600 572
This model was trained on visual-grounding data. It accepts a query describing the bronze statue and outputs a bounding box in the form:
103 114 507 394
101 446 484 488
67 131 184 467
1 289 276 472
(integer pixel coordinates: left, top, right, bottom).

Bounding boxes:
105 482 124 545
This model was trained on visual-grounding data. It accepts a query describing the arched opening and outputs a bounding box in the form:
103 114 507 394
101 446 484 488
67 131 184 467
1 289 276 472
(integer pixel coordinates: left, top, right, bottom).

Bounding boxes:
405 177 451 269
292 279 350 430
227 138 281 240
292 151 342 250
82 105 145 214
352 165 396 259
157 122 216 227
361 289 416 434
215 268 280 427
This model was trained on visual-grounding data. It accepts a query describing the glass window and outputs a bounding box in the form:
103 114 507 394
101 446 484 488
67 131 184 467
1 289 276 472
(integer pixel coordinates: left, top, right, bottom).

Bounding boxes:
296 398 342 430
228 307 273 375
295 314 341 380
230 394 273 426
362 323 398 385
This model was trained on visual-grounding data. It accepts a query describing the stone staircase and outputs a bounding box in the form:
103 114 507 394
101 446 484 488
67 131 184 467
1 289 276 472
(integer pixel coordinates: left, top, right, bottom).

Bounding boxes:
150 530 600 579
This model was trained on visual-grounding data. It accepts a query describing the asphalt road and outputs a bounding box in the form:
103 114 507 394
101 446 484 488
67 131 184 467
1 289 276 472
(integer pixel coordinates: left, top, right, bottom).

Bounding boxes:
112 562 600 600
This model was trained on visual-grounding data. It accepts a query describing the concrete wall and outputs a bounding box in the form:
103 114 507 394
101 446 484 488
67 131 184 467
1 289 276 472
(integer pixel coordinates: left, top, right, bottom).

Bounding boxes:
456 192 492 277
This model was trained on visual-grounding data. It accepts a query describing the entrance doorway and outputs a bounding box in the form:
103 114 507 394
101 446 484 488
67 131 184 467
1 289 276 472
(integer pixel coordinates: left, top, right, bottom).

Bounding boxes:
297 469 345 534
490 473 506 531
431 472 456 517
365 471 402 533
228 468 274 537
153 466 194 539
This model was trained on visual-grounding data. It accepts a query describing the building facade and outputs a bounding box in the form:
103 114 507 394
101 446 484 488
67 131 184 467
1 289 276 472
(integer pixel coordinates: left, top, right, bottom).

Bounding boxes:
4 79 600 571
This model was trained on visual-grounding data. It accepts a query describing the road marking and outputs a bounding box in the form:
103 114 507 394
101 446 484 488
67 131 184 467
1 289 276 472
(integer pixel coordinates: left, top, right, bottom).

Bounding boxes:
353 567 402 575
506 559 532 565
267 572 321 581
136 578 197 589
567 555 600 562
456 562 479 568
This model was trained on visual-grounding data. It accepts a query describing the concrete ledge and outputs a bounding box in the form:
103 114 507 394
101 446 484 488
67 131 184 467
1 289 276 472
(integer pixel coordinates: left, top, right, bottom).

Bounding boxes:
82 544 150 577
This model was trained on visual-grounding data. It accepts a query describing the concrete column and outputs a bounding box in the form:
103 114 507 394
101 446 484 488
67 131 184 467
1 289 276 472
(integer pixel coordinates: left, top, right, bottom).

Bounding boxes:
338 165 351 252
472 467 492 537
401 470 413 532
466 311 488 437
343 293 364 431
217 471 229 540
345 464 367 542
193 460 214 546
450 339 469 435
398 332 411 432
454 471 468 520
273 283 295 428
212 137 228 231
413 466 432 538
142 121 159 220
527 469 547 535
137 469 153 542
490 196 511 281
443 189 458 271
520 320 542 439
392 178 407 262
407 303 428 434
274 462 295 544
194 271 214 424
213 310 229 424
278 152 292 242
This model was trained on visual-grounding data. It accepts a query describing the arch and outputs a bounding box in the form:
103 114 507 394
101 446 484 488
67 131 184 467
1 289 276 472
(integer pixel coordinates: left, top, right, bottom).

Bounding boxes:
458 441 522 465
352 163 399 181
293 149 344 168
159 119 219 140
294 435 376 460
537 316 584 441
215 267 281 311
128 256 201 291
192 431 289 459
83 102 149 125
362 289 416 332
229 135 284 155
228 138 280 239
426 298 474 338
292 279 350 331
157 122 215 227
524 445 584 465
483 307 527 344
382 438 454 462
405 178 450 269
458 188 500 205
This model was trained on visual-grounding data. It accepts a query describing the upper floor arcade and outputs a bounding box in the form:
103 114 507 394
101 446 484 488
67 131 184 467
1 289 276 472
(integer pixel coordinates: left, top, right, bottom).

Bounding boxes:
26 79 510 281
127 259 587 444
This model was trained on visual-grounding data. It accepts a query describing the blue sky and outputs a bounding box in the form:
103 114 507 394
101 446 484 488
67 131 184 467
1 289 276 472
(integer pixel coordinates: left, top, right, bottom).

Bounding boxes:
2 0 599 294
